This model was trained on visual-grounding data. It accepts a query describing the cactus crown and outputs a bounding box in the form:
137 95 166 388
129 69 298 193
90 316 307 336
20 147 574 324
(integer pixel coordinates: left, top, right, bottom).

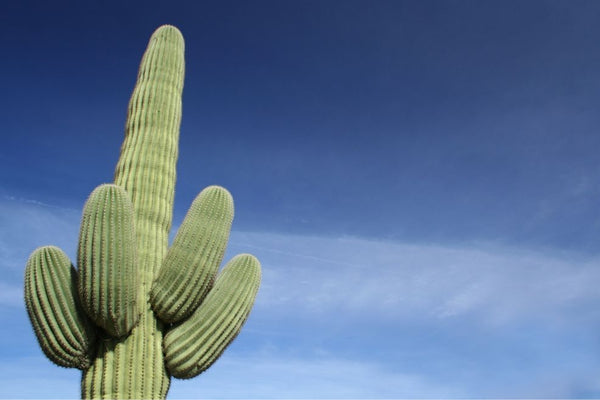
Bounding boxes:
24 25 261 399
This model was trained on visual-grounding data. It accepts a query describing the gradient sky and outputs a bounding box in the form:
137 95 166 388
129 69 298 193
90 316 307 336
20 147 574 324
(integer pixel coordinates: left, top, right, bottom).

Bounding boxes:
2 0 600 398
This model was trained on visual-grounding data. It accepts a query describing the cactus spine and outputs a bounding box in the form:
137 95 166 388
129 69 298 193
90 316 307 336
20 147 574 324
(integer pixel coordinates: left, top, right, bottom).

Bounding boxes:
23 25 261 399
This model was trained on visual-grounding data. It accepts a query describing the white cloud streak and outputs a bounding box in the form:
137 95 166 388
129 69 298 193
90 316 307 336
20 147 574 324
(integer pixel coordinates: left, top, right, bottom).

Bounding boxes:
229 231 600 327
169 352 464 399
8 193 598 329
0 195 80 271
4 196 600 398
0 356 80 399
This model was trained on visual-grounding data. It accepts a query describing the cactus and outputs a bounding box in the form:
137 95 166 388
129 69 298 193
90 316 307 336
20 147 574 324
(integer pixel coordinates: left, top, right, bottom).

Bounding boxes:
23 25 261 399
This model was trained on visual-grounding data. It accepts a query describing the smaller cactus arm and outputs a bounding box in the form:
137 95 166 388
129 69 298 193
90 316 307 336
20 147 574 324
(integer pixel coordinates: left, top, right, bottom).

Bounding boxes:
150 185 234 323
163 254 261 379
77 184 139 337
24 246 96 370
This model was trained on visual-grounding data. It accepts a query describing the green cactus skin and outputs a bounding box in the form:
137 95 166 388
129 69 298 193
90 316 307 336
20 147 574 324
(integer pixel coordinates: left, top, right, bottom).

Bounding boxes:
78 184 138 337
23 25 261 399
24 246 96 370
164 254 261 379
150 185 234 323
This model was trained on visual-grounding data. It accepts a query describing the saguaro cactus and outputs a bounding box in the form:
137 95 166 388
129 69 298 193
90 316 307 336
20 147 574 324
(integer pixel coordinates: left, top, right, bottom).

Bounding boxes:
23 25 261 399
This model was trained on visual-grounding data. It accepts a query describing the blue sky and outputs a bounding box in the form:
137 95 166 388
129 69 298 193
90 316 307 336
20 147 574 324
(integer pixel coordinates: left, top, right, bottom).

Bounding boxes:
2 0 600 398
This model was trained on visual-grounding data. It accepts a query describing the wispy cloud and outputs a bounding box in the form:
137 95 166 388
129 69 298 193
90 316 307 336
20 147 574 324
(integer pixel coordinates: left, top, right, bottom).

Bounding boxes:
229 231 600 326
0 356 80 399
169 352 464 399
4 196 600 398
0 195 80 272
10 193 599 329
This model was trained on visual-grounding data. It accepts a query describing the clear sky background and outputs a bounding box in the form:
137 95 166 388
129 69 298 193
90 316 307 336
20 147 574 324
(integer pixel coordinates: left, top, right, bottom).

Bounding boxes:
2 0 600 398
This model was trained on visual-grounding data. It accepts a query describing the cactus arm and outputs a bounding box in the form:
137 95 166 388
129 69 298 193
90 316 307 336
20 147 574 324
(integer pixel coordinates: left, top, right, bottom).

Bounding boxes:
163 254 261 379
77 184 138 337
114 24 184 283
24 246 96 370
151 185 234 323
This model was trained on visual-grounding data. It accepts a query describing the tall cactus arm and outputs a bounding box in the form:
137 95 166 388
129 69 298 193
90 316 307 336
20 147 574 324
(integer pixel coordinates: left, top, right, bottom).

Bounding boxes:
114 24 184 283
163 254 261 379
150 185 233 323
77 184 138 337
24 246 96 369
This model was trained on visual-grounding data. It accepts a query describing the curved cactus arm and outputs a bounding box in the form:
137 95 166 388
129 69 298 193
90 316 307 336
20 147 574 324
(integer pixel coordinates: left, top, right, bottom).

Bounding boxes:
77 184 139 337
24 246 96 370
150 185 234 323
163 254 261 379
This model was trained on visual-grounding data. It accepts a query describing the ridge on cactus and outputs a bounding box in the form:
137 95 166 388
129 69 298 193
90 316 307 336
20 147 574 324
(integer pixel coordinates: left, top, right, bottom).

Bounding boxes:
23 24 262 399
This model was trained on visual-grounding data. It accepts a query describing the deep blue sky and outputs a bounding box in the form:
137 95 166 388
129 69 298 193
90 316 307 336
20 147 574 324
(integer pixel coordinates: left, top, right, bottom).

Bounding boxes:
3 0 600 248
2 1 600 398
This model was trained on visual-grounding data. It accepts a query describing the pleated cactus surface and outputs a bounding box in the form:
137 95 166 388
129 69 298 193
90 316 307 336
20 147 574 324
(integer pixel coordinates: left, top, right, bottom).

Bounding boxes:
23 25 262 400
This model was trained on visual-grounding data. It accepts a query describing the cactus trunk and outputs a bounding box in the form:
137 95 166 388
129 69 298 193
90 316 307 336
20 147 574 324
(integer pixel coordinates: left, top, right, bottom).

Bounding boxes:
24 25 261 400
80 24 184 400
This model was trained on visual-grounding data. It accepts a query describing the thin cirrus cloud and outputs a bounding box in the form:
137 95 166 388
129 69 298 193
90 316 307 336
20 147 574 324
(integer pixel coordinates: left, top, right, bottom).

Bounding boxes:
0 352 462 399
168 354 464 399
3 195 600 398
230 230 600 326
